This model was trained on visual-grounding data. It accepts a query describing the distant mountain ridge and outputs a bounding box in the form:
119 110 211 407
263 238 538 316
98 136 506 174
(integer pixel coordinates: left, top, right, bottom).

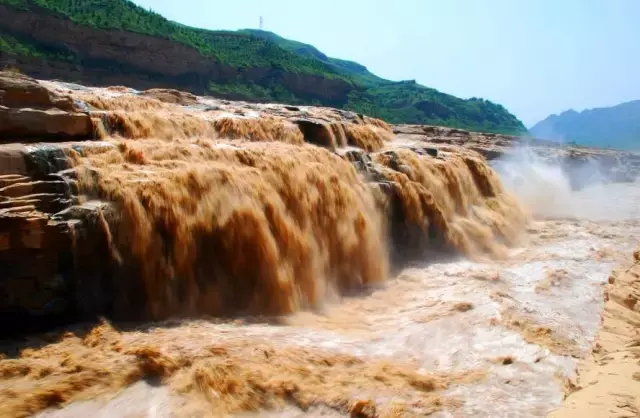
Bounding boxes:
0 0 527 135
530 100 640 150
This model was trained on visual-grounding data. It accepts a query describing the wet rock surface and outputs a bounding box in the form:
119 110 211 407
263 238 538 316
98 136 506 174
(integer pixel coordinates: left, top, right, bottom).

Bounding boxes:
0 72 94 140
0 143 97 335
394 124 640 188
0 71 77 111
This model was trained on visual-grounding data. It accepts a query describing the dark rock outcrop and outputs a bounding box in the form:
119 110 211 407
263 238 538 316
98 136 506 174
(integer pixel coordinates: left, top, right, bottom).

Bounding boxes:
0 145 75 334
0 141 127 336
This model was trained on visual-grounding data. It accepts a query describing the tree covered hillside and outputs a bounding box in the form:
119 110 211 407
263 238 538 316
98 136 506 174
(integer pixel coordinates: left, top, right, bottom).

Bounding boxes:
0 0 527 134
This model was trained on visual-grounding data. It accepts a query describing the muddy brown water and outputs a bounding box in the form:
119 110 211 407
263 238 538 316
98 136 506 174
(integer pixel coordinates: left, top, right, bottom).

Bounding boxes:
26 180 640 418
2 82 639 417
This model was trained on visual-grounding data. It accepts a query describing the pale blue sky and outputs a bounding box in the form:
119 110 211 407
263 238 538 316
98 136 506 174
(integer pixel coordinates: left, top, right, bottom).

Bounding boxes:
132 0 639 126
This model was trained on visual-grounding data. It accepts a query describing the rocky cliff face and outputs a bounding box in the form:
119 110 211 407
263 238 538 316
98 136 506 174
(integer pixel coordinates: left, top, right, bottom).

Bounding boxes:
0 4 353 104
0 1 529 134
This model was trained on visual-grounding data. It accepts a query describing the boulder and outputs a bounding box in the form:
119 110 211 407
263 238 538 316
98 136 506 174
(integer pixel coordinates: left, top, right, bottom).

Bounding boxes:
0 71 77 111
340 148 375 174
0 107 94 140
0 72 94 141
140 88 199 106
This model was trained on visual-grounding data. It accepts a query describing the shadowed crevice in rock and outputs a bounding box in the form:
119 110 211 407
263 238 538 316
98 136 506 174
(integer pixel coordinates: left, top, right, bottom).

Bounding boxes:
292 119 338 149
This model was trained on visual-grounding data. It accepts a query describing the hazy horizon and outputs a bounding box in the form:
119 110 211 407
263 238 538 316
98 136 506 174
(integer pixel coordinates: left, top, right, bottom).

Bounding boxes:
131 0 639 127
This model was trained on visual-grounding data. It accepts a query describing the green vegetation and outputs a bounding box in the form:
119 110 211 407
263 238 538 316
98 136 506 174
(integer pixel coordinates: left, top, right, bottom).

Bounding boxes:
1 0 27 9
0 0 528 134
23 0 349 79
0 33 74 62
208 79 300 104
238 29 385 87
353 82 525 134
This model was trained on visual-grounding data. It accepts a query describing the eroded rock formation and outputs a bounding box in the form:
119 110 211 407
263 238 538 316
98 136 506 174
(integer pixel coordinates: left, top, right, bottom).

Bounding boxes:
0 71 636 336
